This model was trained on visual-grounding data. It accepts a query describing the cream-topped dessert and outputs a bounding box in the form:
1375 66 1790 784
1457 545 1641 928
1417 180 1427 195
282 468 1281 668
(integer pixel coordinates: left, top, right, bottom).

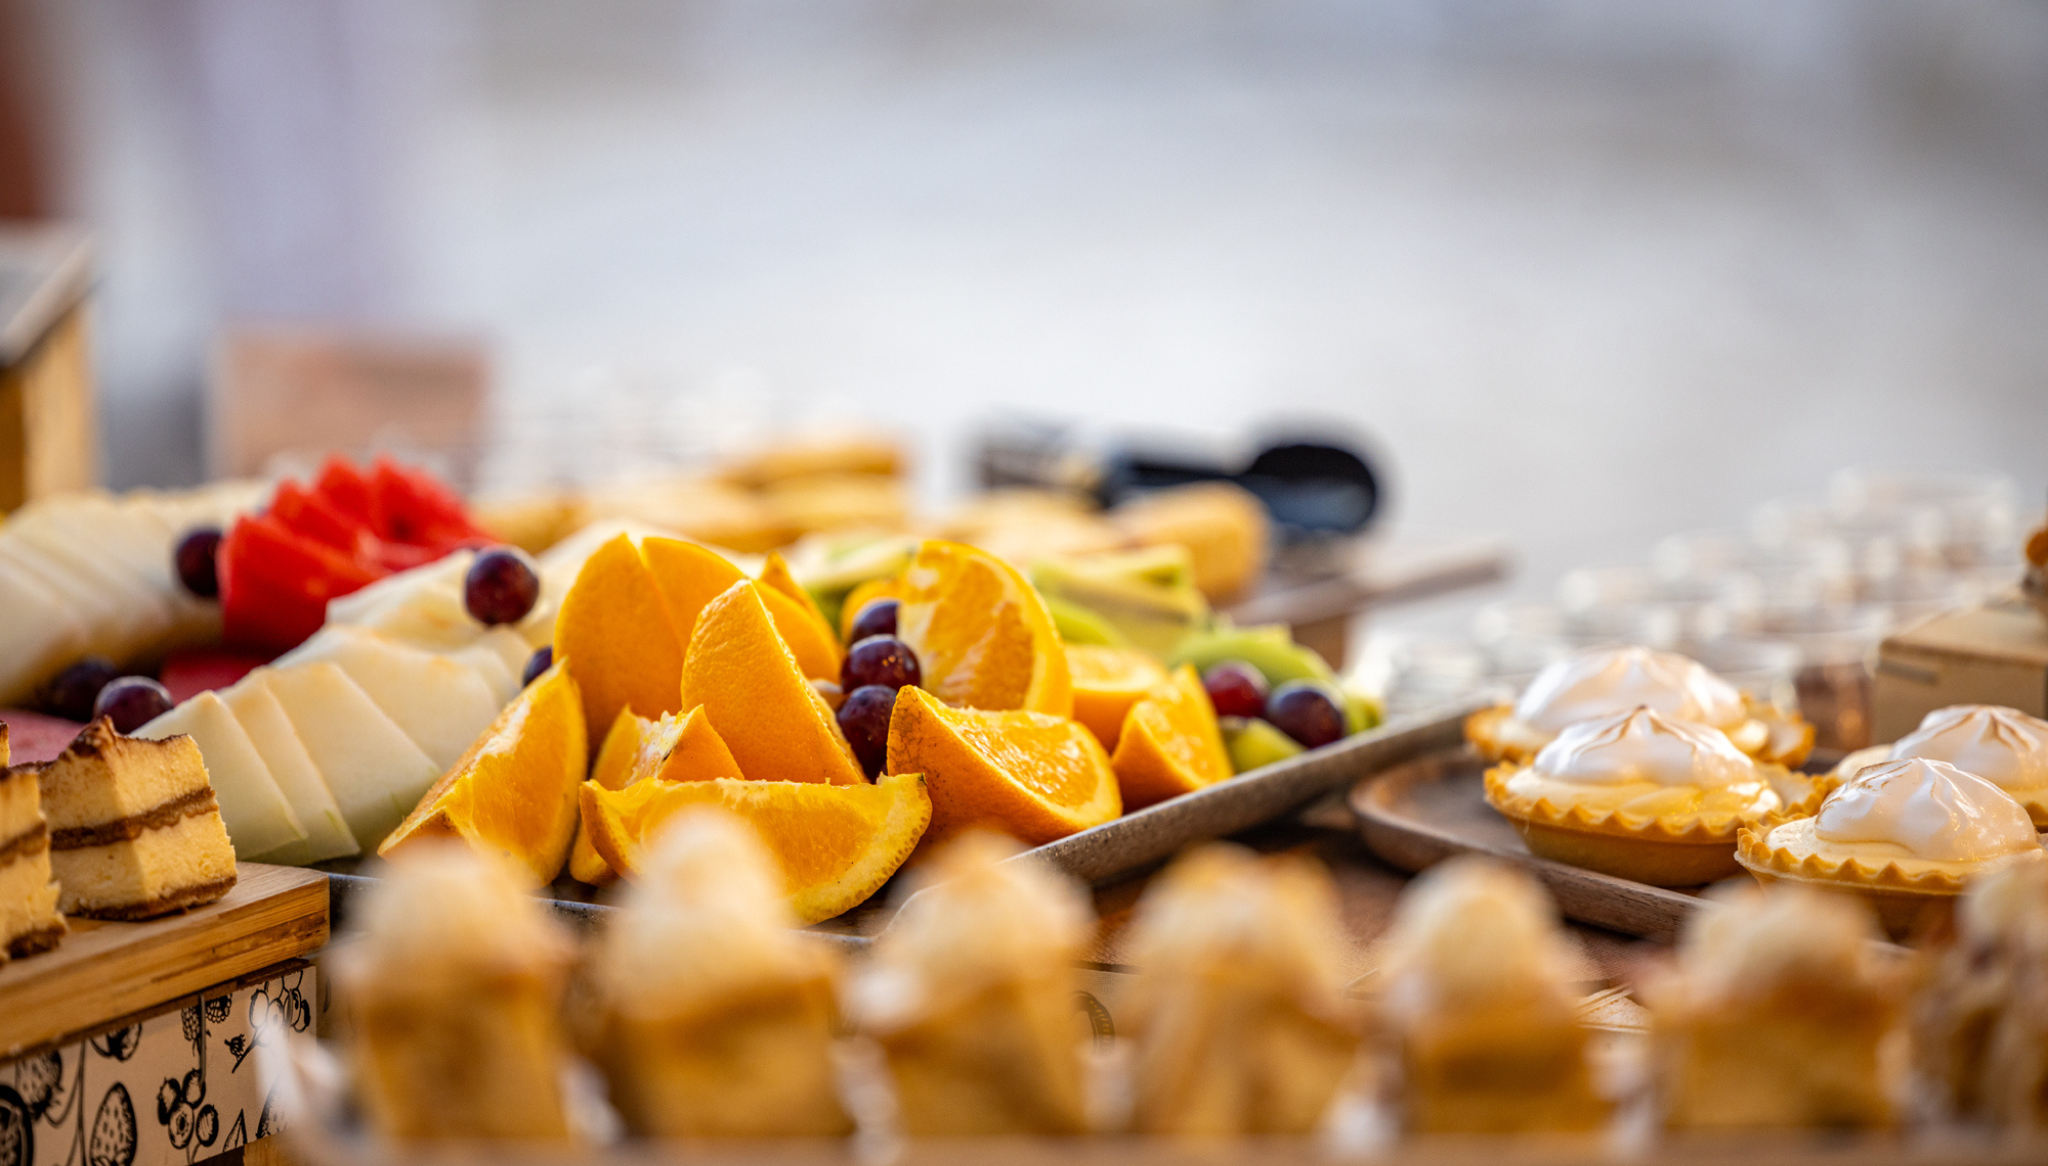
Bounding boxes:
1465 646 1811 766
1738 759 2046 938
1484 706 1788 885
1886 706 2048 825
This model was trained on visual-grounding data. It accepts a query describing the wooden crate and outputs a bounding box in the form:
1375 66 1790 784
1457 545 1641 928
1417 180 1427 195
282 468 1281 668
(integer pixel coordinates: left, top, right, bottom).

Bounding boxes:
1873 594 2048 741
0 224 96 511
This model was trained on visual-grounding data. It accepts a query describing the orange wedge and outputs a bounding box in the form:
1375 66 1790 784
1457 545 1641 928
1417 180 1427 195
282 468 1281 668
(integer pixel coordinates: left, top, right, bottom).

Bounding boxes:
680 581 866 786
645 537 842 680
380 661 589 885
1110 664 1233 811
1066 644 1170 752
557 534 684 736
628 705 743 784
839 577 903 641
581 772 931 923
894 540 1071 716
885 685 1120 847
761 551 832 635
567 708 651 884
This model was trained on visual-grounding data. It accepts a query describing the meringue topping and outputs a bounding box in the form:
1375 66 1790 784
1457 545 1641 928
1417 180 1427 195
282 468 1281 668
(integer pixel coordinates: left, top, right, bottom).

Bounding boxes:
1513 647 1747 734
1814 759 2041 864
1532 707 1758 789
1890 705 2048 797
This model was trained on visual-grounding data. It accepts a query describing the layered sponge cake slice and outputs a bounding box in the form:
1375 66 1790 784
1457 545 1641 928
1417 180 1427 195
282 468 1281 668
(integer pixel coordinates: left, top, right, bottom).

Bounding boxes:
0 725 67 960
36 720 237 920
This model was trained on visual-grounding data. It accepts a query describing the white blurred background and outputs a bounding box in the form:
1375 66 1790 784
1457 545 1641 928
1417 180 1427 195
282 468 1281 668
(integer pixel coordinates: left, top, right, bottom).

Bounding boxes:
12 0 2048 589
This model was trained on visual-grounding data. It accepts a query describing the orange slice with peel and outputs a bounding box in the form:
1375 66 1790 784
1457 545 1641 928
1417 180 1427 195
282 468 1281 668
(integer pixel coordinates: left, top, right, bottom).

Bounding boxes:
380 660 588 885
1066 644 1169 752
839 577 903 641
581 771 932 923
628 705 743 785
557 533 684 736
894 540 1071 716
760 550 833 635
885 685 1120 847
644 537 841 680
1110 664 1233 811
680 581 866 786
568 707 650 884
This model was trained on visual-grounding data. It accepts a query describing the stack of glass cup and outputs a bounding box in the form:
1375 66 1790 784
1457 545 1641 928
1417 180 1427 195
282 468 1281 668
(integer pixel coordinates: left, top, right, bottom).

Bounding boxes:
1379 470 2024 753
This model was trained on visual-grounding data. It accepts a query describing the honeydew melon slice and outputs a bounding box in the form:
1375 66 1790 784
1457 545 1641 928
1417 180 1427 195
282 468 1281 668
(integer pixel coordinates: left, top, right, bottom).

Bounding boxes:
451 638 518 703
0 559 87 706
136 691 305 860
261 661 439 851
5 523 175 661
276 626 502 771
222 676 361 863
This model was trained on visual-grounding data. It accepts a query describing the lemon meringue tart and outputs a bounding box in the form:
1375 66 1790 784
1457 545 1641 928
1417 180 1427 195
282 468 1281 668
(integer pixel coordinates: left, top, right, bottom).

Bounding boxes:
592 810 851 1138
1466 646 1811 767
1484 706 1793 886
1379 858 1608 1134
1646 883 1900 1130
1121 844 1363 1137
1835 705 2048 827
1737 758 2046 939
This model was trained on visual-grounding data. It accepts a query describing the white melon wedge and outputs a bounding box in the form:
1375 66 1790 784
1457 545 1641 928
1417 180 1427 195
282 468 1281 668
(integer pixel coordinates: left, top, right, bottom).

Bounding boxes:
451 639 518 703
474 627 538 692
6 524 175 662
326 552 476 649
0 559 86 706
262 661 439 851
222 676 361 863
136 692 306 860
277 626 502 771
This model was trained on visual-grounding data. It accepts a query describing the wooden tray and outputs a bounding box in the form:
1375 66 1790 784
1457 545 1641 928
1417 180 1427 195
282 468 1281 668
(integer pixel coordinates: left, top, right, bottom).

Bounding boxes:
1349 745 1704 941
0 861 330 1056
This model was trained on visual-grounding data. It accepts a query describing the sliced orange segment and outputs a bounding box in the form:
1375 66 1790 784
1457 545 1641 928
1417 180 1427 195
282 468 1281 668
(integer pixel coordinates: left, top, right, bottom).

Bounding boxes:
758 585 843 681
629 705 743 784
839 577 903 641
680 581 866 786
644 537 841 680
568 707 651 884
894 540 1071 716
760 551 832 636
581 771 931 924
1066 644 1170 752
380 661 588 885
557 534 684 736
885 685 1120 847
1110 664 1233 811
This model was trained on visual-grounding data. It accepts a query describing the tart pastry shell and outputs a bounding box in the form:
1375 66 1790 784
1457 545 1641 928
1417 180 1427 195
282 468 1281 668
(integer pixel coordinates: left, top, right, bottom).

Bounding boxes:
1484 764 1785 887
1734 825 2048 940
1466 699 1814 768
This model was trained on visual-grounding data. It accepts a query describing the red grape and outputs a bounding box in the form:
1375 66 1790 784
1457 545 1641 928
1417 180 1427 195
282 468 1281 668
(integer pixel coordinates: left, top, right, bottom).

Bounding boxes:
1202 661 1269 719
848 597 899 642
521 645 553 687
464 547 541 626
836 684 897 778
842 635 921 692
1265 681 1344 749
94 676 175 734
174 527 223 598
44 657 119 722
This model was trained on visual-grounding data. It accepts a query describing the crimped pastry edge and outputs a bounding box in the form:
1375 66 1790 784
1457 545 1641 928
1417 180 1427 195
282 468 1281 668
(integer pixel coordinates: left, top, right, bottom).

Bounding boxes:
1465 701 1815 769
1483 763 1784 845
1733 822 2048 894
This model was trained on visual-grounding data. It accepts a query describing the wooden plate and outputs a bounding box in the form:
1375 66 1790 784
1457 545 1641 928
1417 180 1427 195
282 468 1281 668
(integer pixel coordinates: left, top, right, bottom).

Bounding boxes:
1348 746 1704 941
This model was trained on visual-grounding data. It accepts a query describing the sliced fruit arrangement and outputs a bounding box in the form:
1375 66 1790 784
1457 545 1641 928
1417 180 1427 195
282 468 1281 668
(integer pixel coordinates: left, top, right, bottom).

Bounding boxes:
219 456 496 653
0 480 268 706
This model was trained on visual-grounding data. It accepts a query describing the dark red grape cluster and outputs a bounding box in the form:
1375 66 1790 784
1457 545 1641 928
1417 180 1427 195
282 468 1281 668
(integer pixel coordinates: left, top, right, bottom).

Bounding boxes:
1202 662 1344 749
835 599 921 777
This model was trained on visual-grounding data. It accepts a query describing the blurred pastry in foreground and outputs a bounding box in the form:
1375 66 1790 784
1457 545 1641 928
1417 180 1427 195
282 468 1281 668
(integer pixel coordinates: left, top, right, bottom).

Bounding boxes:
1484 707 1793 887
336 844 575 1140
1121 844 1363 1136
1465 646 1812 768
1832 705 2048 827
847 832 1093 1136
1645 883 1899 1129
0 726 66 960
591 811 851 1137
1737 758 2045 939
1909 860 2048 1127
1378 858 1607 1134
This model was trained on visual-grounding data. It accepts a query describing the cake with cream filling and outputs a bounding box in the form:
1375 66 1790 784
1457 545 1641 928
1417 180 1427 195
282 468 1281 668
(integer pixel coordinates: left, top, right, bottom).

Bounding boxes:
1484 706 1796 886
1737 757 2046 939
1465 646 1811 767
35 719 236 920
0 725 66 960
1833 705 2048 827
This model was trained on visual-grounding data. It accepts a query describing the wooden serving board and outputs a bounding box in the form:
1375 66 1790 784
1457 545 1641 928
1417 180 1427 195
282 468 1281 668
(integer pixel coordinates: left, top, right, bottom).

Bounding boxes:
0 861 329 1056
1349 746 1704 941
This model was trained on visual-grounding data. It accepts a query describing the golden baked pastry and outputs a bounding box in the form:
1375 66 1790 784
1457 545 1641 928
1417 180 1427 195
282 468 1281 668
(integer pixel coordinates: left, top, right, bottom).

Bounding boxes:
1109 481 1271 603
1908 860 2048 1127
1737 758 2046 940
1831 705 2048 827
336 844 575 1140
1377 858 1608 1134
591 810 851 1137
1484 706 1794 886
0 726 65 961
1465 646 1812 768
1120 844 1363 1137
847 832 1093 1136
1645 882 1900 1130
